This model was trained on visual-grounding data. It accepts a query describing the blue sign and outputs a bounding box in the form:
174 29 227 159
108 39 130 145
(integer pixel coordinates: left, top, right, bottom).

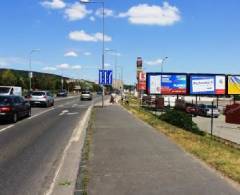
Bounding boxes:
99 70 113 85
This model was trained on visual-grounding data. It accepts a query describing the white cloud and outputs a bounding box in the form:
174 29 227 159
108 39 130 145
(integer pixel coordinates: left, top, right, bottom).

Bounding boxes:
119 2 181 26
146 59 163 65
57 63 70 69
71 65 82 69
64 51 78 57
83 52 92 56
69 30 112 42
96 8 114 17
42 66 57 71
89 16 95 21
64 2 92 21
41 0 66 9
56 63 82 70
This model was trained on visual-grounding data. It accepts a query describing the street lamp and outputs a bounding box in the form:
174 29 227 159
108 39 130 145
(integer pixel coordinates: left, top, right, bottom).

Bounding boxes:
29 49 40 91
105 48 118 89
161 57 168 73
80 0 105 107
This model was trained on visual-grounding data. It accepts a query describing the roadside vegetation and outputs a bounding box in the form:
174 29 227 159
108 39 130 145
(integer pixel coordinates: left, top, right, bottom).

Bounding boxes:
0 68 101 94
122 96 240 184
74 110 95 195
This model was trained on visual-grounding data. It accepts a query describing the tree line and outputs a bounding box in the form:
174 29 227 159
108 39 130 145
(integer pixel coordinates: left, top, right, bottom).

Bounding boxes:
0 69 102 93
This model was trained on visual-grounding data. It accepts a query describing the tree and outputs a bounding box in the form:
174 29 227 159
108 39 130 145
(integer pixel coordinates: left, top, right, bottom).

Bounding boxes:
1 70 17 86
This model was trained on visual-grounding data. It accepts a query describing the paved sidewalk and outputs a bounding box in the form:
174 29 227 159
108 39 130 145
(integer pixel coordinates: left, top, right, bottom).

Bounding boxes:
88 105 240 195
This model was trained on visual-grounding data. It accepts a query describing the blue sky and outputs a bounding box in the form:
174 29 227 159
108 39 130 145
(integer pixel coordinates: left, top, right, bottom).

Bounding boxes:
0 0 240 84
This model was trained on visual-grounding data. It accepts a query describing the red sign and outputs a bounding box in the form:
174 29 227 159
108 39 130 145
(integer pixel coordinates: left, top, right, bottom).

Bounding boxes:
137 81 146 90
139 72 146 82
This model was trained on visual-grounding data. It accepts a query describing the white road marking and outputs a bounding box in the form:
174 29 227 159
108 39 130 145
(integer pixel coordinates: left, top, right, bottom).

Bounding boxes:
72 104 78 108
45 105 93 195
59 110 69 116
0 125 15 133
28 107 55 120
67 112 79 115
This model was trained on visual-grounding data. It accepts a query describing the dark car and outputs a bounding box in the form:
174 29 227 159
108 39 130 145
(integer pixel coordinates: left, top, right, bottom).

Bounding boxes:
57 90 68 97
185 103 199 117
0 96 31 123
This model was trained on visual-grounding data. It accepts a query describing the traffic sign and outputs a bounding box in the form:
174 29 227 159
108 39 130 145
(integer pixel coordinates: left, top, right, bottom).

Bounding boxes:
99 70 113 85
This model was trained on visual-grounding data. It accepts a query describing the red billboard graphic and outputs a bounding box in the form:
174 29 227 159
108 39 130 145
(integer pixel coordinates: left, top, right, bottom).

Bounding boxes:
137 81 146 90
139 72 146 82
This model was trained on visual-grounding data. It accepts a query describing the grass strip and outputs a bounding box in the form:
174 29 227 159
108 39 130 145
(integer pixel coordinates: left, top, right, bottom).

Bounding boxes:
122 97 240 184
74 110 95 195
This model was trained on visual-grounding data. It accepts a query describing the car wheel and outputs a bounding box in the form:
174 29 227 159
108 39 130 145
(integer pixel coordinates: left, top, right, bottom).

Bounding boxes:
12 113 18 123
45 102 49 108
52 101 54 106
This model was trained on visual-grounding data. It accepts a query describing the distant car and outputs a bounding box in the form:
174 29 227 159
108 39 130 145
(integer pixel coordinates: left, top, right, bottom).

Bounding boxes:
57 90 68 97
197 104 220 118
30 91 54 107
185 103 199 117
0 95 31 123
80 91 92 101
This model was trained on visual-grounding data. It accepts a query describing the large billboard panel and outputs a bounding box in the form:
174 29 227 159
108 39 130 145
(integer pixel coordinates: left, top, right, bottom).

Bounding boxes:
228 75 240 95
190 75 225 95
147 73 187 95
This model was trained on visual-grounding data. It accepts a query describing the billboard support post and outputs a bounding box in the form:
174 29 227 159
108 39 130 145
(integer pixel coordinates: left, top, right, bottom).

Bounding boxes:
211 101 214 139
216 96 219 108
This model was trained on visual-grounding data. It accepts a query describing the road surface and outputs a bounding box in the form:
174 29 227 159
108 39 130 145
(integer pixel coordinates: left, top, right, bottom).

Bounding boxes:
0 95 101 195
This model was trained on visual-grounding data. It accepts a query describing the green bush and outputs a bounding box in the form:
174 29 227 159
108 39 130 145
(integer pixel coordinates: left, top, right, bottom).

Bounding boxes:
159 109 205 136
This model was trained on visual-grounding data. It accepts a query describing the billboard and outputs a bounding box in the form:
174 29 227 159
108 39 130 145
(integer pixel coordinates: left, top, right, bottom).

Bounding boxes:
138 72 146 90
147 73 187 95
190 75 225 95
228 75 240 95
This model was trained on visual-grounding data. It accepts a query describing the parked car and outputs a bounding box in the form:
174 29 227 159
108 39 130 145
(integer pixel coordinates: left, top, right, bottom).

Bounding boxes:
30 91 54 107
197 104 220 118
0 95 31 123
80 91 92 101
57 89 68 97
175 99 198 116
0 86 22 96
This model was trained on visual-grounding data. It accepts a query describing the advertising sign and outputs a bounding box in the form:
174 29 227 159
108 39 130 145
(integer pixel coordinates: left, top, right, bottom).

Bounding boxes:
139 72 146 82
228 75 240 95
147 73 187 95
161 74 187 94
190 75 225 95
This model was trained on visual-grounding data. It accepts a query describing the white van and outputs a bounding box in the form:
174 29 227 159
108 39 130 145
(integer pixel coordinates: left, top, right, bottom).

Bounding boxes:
0 86 22 96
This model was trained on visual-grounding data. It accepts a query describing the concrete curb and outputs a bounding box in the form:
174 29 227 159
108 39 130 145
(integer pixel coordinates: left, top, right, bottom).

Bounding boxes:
45 105 93 195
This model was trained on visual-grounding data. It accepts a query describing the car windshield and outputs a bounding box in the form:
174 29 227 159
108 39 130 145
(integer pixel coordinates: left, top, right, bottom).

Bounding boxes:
0 96 12 105
0 87 10 94
82 91 90 94
32 92 45 96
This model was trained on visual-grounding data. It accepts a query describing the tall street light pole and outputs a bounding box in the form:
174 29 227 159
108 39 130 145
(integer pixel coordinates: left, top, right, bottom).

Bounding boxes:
161 56 168 74
29 49 40 91
80 0 105 107
105 49 118 89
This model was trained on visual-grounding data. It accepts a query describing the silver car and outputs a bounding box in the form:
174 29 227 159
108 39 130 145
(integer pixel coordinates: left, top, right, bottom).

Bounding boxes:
80 91 92 101
30 91 54 107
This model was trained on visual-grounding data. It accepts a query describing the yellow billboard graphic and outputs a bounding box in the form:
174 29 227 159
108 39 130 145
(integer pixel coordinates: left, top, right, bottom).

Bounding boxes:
228 76 240 94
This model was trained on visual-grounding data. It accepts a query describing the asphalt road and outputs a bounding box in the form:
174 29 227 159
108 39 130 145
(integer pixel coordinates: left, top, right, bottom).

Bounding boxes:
0 95 101 195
